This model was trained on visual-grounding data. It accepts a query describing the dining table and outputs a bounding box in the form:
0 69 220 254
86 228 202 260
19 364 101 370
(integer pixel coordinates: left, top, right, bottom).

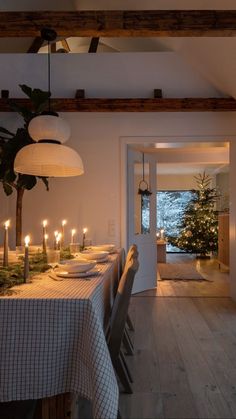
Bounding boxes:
0 250 123 419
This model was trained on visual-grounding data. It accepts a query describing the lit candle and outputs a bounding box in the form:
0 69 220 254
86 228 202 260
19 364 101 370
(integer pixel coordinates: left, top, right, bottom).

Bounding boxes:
61 220 67 247
156 232 160 240
44 234 48 251
24 235 30 282
42 220 48 253
160 228 164 240
82 227 88 249
54 231 59 250
3 220 10 267
71 229 76 244
56 232 62 250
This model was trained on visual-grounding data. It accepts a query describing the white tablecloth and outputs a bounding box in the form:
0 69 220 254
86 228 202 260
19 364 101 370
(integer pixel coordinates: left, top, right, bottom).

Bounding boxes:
0 253 121 419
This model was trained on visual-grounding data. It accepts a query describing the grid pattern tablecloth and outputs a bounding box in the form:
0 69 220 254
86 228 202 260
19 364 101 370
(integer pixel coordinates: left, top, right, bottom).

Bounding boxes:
0 253 120 419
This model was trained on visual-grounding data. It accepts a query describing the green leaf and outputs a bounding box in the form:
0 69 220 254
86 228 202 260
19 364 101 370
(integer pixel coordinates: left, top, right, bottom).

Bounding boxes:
9 102 33 123
3 183 13 196
19 84 32 98
17 174 37 190
39 176 49 191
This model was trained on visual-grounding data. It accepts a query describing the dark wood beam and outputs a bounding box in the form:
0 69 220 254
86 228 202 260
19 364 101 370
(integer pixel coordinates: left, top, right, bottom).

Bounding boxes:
27 36 44 53
0 98 236 112
1 10 236 38
88 37 99 53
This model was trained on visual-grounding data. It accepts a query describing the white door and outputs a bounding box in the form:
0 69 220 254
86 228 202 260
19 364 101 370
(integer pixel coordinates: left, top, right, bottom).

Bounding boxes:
127 148 157 294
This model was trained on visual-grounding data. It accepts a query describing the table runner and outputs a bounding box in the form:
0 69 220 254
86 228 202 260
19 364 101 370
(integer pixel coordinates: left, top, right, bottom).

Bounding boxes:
0 253 120 419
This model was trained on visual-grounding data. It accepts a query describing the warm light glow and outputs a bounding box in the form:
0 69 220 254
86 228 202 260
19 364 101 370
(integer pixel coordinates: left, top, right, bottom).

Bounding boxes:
24 235 30 246
56 233 62 243
83 228 88 234
44 234 49 240
54 230 59 237
62 220 67 226
160 228 164 234
4 220 10 229
71 229 76 236
42 220 48 228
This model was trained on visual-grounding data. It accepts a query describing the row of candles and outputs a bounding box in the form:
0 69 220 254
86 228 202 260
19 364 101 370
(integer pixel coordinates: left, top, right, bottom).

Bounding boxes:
2 219 89 282
42 220 88 251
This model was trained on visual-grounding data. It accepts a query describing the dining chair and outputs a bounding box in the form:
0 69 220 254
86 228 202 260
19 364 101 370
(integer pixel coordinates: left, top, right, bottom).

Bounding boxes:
121 244 138 355
107 256 139 394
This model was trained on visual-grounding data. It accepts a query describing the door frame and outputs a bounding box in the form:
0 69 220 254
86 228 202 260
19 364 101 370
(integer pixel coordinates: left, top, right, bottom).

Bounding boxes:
120 134 236 299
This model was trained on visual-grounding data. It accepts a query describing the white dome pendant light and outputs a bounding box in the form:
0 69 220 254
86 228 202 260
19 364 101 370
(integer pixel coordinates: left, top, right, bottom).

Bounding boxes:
14 28 84 177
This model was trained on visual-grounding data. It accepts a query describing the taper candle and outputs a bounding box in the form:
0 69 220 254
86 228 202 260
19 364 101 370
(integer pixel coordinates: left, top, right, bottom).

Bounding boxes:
82 227 87 249
160 228 165 240
54 231 59 250
56 233 62 250
42 220 48 253
44 234 48 251
3 220 10 267
61 220 67 247
24 235 30 282
71 229 76 244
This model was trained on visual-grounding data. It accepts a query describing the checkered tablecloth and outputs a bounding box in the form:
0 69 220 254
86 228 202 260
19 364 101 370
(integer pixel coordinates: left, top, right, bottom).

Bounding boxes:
0 253 121 419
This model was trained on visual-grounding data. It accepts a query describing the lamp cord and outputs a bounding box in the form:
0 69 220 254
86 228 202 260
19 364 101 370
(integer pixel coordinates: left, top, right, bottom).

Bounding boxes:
142 152 145 181
47 39 51 112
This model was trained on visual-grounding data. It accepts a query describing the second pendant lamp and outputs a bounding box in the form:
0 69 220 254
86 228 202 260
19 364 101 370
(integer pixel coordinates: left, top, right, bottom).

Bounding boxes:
14 28 84 178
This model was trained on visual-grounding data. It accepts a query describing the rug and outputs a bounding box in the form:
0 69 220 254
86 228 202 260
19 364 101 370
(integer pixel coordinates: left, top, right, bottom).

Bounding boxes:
158 263 208 281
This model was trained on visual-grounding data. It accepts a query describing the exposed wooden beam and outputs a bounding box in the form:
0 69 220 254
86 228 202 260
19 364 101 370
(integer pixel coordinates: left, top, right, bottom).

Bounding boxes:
0 98 236 112
1 11 236 38
88 37 99 53
61 39 70 52
27 36 44 53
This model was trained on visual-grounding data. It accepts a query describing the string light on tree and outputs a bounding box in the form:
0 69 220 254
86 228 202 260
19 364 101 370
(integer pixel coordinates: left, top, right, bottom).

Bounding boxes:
167 172 219 258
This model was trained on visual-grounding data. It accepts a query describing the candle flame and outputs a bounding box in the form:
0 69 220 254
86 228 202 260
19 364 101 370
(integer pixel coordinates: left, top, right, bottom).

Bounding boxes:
160 228 164 233
44 234 49 240
56 233 62 243
71 229 76 236
54 230 59 237
4 219 10 229
24 235 30 246
42 220 48 227
83 228 88 234
62 220 67 226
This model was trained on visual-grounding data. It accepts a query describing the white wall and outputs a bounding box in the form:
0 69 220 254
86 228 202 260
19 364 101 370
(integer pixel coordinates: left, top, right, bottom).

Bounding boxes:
1 53 236 299
157 174 204 190
1 111 236 249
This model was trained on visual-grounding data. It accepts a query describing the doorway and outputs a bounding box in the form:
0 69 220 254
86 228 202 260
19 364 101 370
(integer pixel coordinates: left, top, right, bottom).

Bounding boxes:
121 137 232 298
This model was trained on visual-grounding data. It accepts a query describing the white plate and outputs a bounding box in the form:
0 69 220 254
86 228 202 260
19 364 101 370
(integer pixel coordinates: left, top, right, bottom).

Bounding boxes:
81 250 109 260
94 256 109 263
58 260 96 273
55 268 99 278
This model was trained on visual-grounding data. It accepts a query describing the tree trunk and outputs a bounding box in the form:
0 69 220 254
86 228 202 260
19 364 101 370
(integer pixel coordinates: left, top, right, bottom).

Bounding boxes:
16 187 24 247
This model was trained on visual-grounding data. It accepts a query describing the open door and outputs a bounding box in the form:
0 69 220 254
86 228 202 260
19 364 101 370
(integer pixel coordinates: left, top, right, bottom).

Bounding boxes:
127 148 157 294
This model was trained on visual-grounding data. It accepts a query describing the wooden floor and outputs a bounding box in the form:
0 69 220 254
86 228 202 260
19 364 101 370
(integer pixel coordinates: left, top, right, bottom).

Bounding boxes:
120 254 236 419
145 253 230 298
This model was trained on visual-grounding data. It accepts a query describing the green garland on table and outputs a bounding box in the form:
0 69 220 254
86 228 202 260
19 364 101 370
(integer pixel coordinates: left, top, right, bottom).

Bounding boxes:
0 249 74 296
0 253 50 296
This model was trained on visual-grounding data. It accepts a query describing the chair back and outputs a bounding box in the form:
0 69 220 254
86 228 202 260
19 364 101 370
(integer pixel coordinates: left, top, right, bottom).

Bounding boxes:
122 244 138 274
108 256 139 358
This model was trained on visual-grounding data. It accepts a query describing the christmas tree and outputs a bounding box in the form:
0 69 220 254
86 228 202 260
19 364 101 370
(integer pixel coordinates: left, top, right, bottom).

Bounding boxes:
167 173 219 256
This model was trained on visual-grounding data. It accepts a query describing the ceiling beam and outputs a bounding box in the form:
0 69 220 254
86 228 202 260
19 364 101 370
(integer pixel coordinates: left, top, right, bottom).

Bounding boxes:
1 10 236 37
0 98 236 112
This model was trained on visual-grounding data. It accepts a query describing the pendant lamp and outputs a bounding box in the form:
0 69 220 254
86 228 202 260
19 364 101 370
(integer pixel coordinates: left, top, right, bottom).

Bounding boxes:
138 153 152 196
14 28 84 177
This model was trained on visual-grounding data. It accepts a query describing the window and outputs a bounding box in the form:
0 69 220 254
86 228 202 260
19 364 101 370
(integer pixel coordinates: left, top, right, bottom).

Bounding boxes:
157 190 196 252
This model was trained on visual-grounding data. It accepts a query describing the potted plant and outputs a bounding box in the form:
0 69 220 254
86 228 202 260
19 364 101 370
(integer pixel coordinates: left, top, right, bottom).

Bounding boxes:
0 85 50 246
